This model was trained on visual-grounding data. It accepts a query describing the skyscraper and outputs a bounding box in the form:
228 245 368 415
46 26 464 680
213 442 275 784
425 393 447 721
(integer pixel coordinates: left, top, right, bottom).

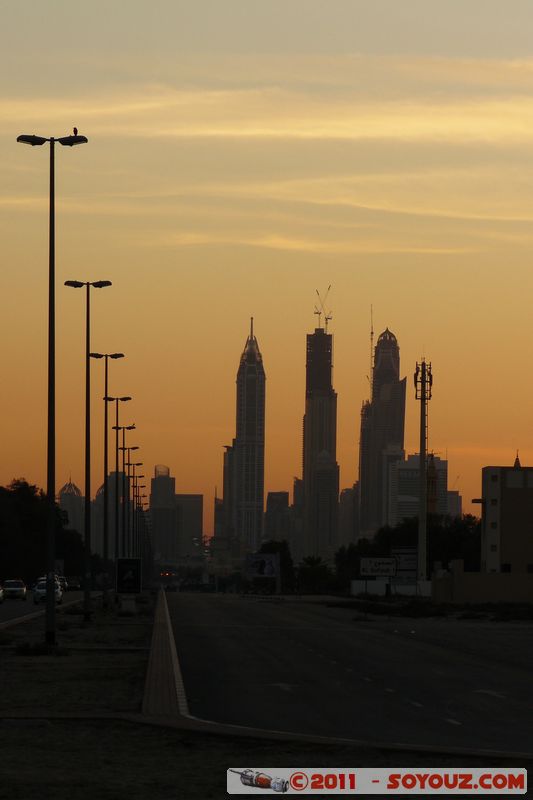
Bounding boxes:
302 325 339 560
359 328 406 537
232 319 266 554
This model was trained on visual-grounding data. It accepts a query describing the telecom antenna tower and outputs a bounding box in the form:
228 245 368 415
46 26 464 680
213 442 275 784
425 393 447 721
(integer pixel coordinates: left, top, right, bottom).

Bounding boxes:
414 359 433 584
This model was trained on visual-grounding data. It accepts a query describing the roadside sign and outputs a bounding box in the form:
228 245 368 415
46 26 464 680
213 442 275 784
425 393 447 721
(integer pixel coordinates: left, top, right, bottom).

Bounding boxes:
391 548 417 580
116 558 142 594
360 557 397 577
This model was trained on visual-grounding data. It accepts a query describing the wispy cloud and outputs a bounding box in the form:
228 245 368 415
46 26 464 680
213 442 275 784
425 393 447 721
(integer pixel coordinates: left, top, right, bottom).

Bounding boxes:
149 230 475 255
4 76 533 144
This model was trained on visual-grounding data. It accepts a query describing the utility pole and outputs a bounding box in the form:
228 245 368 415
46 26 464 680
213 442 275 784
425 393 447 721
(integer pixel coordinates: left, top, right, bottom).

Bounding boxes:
414 359 432 587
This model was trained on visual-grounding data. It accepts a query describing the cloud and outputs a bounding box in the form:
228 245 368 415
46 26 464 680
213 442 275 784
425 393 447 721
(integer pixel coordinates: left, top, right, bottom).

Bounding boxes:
149 230 475 255
3 65 533 145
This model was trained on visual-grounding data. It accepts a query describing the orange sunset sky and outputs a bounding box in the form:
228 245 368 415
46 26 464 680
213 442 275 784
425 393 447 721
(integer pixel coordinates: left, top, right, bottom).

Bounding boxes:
3 1 533 534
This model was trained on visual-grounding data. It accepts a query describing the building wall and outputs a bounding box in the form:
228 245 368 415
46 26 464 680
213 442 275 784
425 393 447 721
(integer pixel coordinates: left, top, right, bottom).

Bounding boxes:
481 464 533 574
433 561 533 603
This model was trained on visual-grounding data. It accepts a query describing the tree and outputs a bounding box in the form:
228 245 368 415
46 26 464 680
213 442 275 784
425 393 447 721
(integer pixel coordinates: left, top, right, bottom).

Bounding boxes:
0 479 84 583
297 556 333 594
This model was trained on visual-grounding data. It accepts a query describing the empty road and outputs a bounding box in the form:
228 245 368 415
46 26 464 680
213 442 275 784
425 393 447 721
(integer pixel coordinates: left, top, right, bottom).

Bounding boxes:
168 593 532 754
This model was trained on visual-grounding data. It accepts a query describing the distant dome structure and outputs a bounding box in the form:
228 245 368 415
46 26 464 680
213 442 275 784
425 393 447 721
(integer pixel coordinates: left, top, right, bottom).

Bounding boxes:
377 328 397 345
59 479 82 497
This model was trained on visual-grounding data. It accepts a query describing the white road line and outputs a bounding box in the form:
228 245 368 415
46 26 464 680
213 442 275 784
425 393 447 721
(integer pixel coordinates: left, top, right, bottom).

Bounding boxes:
445 718 462 726
474 689 506 700
410 701 424 708
363 677 373 683
385 688 395 693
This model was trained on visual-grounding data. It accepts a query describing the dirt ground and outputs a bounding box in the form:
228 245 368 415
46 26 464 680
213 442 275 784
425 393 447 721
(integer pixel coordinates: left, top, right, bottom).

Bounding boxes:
0 719 530 800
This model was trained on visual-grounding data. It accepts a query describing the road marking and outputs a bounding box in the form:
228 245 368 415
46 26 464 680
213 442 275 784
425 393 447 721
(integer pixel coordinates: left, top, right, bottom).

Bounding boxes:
445 718 462 726
474 689 506 700
330 660 337 665
363 676 373 683
410 701 424 708
270 683 292 693
345 667 353 673
385 687 395 693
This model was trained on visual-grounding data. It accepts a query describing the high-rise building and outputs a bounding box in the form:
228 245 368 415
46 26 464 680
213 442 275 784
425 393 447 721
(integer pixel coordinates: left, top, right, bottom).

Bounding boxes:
265 491 290 542
388 453 448 527
218 320 266 557
150 464 179 564
149 465 203 566
235 319 266 553
175 494 203 558
302 325 339 560
359 328 406 536
59 479 84 534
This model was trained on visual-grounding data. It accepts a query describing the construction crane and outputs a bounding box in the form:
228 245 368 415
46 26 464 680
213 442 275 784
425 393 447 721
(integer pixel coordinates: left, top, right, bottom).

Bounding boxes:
314 285 332 331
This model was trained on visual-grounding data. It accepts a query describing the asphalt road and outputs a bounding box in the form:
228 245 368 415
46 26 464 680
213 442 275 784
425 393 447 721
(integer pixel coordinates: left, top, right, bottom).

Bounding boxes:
168 593 533 754
0 591 85 626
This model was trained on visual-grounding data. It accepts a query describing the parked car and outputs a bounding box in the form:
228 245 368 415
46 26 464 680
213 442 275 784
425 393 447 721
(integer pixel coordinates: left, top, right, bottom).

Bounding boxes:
0 584 4 603
66 577 81 591
33 580 63 605
56 576 69 592
3 580 27 600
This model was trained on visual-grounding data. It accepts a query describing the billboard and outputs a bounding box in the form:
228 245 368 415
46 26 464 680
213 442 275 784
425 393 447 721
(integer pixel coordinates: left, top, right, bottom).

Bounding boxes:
360 557 397 577
245 553 279 578
116 558 142 594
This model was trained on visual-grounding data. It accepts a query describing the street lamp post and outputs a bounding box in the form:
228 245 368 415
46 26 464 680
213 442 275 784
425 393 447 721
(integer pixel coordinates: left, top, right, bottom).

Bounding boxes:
134 479 146 556
90 354 124 608
126 461 142 556
138 484 147 556
108 398 131 561
119 441 138 556
17 131 88 646
65 279 112 622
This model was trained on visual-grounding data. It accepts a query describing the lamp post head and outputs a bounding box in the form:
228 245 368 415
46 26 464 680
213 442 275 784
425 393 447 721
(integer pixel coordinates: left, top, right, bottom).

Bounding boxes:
17 134 48 146
90 353 104 359
65 280 84 289
110 353 124 359
57 134 88 147
126 424 136 431
92 280 112 289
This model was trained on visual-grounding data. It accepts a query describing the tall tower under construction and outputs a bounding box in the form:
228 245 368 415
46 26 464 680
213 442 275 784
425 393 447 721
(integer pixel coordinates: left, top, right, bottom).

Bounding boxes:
359 328 406 537
302 321 339 560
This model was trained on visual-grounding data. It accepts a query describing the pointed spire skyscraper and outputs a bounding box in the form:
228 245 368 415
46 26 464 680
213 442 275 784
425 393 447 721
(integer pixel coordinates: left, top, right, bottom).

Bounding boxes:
359 328 406 536
233 318 266 553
